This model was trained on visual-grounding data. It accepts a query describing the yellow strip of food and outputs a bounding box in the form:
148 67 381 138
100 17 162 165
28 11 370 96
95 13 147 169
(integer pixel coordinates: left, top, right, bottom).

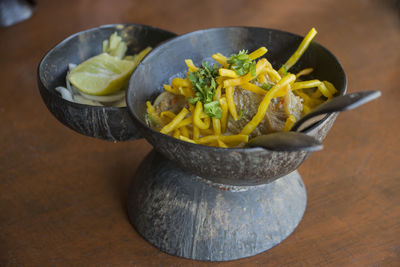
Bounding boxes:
160 107 189 134
172 78 192 88
196 134 248 145
193 101 211 129
257 73 267 84
179 126 189 138
283 115 296 131
214 85 222 101
173 129 180 138
266 68 282 83
249 47 268 60
292 80 322 90
241 74 296 135
226 86 238 120
217 139 228 148
223 58 268 87
296 68 313 78
185 59 199 71
219 135 249 144
193 126 200 140
163 84 179 95
279 28 317 74
241 82 267 95
160 110 176 120
177 116 193 128
179 136 196 143
317 82 333 99
212 53 229 68
219 97 228 133
323 80 338 95
212 118 221 135
312 90 322 99
219 68 239 78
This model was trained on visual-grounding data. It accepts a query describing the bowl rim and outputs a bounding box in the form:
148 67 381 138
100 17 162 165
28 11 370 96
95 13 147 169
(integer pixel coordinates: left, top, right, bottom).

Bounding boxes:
127 26 348 151
37 23 177 112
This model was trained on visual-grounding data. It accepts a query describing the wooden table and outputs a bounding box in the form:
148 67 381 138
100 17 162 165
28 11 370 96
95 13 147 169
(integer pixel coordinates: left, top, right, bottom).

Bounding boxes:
1 0 399 266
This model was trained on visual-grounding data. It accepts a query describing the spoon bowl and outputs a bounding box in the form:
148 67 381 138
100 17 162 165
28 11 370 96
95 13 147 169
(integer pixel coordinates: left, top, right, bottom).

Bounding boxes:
292 90 382 132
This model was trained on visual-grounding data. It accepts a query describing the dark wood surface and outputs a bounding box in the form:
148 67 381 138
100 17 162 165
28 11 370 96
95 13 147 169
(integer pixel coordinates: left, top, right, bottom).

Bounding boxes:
1 0 399 266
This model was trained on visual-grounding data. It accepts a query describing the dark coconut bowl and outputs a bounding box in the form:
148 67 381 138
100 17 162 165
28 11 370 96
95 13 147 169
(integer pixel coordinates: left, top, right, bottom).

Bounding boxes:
38 24 176 141
127 27 347 186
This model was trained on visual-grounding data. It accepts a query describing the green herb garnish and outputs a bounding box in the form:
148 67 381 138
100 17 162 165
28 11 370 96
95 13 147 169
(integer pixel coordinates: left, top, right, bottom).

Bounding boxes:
147 113 159 127
227 50 256 77
188 62 222 119
282 64 288 76
204 101 222 118
261 83 273 90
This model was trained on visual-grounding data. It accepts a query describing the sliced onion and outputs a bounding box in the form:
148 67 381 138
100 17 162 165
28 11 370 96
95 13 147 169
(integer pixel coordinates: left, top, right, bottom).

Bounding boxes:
153 91 170 107
77 89 125 102
73 95 103 106
55 86 73 102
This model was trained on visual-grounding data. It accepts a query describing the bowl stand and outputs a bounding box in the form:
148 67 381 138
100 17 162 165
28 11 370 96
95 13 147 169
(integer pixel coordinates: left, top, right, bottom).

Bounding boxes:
127 150 307 261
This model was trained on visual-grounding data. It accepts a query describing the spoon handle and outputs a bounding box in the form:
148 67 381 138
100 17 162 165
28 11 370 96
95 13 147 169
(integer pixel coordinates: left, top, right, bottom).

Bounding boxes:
246 131 323 152
291 90 381 132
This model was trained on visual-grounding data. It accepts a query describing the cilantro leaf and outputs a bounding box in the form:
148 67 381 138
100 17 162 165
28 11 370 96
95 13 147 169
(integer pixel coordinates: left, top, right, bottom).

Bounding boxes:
227 50 257 77
204 101 222 119
147 113 159 127
282 64 288 76
261 83 273 90
188 62 222 118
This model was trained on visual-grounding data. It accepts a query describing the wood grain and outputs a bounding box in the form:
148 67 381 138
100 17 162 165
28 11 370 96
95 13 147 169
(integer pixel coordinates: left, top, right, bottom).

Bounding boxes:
1 0 399 266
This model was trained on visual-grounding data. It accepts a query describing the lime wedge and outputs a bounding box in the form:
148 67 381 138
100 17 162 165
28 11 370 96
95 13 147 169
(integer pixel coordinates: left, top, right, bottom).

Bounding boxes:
67 53 135 96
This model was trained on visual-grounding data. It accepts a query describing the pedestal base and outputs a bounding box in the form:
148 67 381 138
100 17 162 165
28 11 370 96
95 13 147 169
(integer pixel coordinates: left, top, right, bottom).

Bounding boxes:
127 151 307 261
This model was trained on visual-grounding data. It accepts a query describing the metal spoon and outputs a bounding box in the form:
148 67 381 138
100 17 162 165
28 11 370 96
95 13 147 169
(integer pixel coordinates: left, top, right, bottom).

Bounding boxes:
246 90 381 152
291 90 381 132
246 131 323 152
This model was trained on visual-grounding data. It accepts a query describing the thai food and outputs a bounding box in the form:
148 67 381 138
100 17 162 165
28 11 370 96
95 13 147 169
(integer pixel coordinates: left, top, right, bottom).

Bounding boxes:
146 28 337 148
55 32 151 107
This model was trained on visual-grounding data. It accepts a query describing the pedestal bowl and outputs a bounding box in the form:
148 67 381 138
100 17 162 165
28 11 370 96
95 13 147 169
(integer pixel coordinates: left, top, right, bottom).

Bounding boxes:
37 24 176 141
125 27 347 261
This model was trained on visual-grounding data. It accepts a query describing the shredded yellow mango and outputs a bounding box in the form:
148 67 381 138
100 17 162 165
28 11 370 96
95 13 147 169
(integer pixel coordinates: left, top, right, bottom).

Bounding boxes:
292 80 322 90
180 125 190 138
185 59 199 71
226 86 238 120
219 97 228 133
223 58 268 87
296 68 314 78
323 80 338 95
212 118 221 135
279 27 317 75
241 82 268 95
147 28 337 148
173 129 180 138
160 107 189 134
179 135 196 143
317 82 333 99
241 74 296 135
219 68 239 78
217 139 228 148
193 101 211 129
283 115 297 132
249 47 268 60
212 53 228 68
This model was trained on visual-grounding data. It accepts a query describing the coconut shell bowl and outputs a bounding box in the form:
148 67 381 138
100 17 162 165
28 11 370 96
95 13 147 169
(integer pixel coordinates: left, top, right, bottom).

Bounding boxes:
38 24 176 141
38 26 347 261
